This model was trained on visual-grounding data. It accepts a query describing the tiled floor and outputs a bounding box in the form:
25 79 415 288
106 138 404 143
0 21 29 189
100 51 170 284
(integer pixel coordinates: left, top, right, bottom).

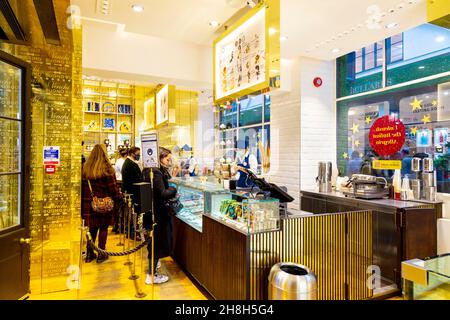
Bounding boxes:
29 233 207 300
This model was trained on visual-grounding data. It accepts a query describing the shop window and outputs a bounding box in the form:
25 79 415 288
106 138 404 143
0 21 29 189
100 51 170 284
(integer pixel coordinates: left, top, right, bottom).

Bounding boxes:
337 77 450 193
264 94 271 123
386 23 450 86
219 101 238 129
217 93 270 173
387 33 404 64
337 22 450 98
239 95 263 127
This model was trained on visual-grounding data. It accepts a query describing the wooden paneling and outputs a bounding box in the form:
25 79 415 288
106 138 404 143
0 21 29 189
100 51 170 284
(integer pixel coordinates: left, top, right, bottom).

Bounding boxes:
172 217 203 283
402 208 437 261
202 215 248 300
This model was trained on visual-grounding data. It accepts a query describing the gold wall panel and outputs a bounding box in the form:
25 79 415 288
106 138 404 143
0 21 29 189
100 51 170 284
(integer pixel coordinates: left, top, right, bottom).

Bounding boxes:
156 89 199 152
427 0 450 23
1 0 83 294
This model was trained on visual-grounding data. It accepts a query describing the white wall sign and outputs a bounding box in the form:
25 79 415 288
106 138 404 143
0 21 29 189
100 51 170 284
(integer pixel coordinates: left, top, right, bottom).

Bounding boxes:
141 133 159 169
214 6 266 103
43 146 60 165
156 84 169 126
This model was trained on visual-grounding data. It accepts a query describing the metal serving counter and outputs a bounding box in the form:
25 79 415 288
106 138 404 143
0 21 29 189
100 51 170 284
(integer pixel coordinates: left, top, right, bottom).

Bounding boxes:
301 189 442 296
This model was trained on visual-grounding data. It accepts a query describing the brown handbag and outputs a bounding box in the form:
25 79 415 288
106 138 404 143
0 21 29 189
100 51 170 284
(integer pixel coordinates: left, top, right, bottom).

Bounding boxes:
87 180 114 213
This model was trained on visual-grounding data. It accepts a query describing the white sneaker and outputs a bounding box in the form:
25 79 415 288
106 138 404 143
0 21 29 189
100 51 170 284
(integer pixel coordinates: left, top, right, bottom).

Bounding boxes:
145 273 169 285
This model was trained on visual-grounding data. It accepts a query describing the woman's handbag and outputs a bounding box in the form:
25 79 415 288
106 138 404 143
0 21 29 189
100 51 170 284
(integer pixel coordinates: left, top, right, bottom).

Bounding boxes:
88 180 114 213
165 194 184 216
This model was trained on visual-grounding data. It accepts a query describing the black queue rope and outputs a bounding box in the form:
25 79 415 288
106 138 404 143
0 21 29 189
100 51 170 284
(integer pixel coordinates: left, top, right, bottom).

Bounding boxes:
85 231 151 256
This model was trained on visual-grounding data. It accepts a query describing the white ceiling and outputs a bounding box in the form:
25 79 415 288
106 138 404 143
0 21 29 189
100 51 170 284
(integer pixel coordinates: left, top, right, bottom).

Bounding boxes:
72 0 429 60
72 0 245 46
282 0 428 60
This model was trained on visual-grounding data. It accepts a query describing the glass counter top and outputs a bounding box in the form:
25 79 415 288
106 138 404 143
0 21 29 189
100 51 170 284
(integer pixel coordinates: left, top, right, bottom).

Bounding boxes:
171 177 225 192
424 254 450 280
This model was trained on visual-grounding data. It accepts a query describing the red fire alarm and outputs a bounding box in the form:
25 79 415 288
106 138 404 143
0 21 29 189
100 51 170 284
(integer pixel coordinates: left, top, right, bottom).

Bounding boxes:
45 165 56 174
313 77 323 87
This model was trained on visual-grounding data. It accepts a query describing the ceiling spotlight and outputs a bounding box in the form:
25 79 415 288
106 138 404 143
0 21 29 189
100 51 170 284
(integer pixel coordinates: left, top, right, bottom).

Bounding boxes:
436 36 446 43
386 22 399 29
418 66 425 70
332 48 340 53
132 4 144 12
209 20 220 27
246 0 256 8
280 36 288 41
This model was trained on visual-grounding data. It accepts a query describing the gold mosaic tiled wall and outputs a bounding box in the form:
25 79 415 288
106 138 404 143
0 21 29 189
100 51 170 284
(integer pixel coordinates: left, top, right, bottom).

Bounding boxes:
0 0 82 294
157 89 199 151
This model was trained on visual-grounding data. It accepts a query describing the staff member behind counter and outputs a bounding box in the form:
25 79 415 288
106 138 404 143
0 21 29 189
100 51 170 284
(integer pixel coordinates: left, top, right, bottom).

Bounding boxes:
234 139 258 188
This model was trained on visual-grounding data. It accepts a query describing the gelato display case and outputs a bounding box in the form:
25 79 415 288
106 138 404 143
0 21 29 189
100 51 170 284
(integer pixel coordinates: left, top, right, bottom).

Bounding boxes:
402 253 450 300
170 177 280 234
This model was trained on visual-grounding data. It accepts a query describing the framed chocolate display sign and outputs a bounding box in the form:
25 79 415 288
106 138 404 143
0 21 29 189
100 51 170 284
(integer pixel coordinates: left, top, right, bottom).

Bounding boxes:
213 0 280 105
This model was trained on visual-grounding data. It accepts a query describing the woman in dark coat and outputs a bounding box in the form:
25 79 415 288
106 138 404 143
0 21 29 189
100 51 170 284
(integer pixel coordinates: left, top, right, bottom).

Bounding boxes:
143 147 177 284
82 144 123 263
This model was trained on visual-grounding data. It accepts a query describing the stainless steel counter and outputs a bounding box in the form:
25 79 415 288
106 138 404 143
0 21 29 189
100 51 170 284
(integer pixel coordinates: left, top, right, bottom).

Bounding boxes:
301 189 442 210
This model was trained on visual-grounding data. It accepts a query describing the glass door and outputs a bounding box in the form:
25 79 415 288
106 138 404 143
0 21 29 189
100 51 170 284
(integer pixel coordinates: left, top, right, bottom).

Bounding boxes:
0 50 31 299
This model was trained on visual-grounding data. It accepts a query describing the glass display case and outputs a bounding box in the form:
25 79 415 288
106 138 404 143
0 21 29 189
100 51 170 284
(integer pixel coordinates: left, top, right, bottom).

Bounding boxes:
171 177 280 234
402 253 450 300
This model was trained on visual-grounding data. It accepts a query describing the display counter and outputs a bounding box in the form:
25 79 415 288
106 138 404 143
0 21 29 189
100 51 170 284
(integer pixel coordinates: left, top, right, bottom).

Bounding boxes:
301 189 442 296
170 178 376 300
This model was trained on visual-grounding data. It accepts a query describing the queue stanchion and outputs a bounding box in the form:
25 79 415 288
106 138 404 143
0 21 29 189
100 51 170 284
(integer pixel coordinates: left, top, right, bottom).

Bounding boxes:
121 194 129 250
124 195 133 267
116 197 125 246
129 207 139 280
150 168 156 299
77 219 86 300
134 213 146 298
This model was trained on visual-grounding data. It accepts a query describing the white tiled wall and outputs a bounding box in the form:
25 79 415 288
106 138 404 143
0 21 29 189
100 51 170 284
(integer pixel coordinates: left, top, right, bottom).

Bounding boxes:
268 58 335 211
299 58 336 191
269 59 301 210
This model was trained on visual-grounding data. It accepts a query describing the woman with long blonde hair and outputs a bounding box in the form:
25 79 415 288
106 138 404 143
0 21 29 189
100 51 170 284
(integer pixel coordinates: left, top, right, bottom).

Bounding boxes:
82 144 123 263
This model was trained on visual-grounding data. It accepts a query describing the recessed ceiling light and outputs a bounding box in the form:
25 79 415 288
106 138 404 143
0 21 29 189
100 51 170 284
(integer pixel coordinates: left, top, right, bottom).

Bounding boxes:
209 20 220 27
332 48 340 53
280 36 288 41
385 22 399 29
418 66 425 69
132 4 144 12
436 36 446 43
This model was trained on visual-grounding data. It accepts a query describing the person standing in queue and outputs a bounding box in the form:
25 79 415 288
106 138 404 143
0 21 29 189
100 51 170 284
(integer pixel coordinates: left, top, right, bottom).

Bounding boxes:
143 147 177 284
235 138 258 188
82 144 123 263
112 148 128 234
121 147 142 237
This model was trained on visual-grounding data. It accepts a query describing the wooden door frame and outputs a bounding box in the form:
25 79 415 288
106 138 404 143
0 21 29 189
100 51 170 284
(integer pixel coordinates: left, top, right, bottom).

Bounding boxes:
0 49 32 299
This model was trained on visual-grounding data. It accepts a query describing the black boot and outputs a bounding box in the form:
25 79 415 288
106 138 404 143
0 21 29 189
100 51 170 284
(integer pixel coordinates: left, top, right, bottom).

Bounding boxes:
85 248 97 263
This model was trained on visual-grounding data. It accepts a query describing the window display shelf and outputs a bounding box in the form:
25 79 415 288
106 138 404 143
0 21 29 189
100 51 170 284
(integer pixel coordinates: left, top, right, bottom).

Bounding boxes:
82 79 135 152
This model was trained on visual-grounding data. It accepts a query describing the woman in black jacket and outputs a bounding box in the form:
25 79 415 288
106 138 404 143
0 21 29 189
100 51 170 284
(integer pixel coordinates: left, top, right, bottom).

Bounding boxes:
143 147 177 284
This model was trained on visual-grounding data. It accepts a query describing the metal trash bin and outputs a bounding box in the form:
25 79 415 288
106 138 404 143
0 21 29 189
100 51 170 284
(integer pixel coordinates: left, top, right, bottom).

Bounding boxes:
268 262 317 300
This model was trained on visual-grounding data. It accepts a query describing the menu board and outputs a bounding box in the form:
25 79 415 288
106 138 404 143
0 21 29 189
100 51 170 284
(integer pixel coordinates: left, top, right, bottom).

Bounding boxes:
214 7 267 104
156 84 169 126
